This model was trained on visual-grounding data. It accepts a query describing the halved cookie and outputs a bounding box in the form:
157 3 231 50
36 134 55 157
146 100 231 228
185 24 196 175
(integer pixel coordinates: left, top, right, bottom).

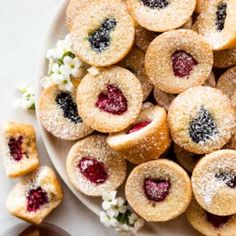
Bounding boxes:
6 166 63 225
0 122 39 178
145 30 213 94
125 159 192 222
127 0 196 32
107 105 171 164
66 135 127 196
71 0 135 66
76 66 143 133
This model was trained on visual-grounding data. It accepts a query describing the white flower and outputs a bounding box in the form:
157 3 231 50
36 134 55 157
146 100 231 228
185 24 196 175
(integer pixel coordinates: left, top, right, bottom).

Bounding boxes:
100 211 111 227
102 191 117 202
100 191 145 233
13 84 35 110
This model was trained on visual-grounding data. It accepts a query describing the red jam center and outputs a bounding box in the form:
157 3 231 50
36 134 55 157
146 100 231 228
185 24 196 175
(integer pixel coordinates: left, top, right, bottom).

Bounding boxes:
79 157 108 184
8 136 24 161
95 84 127 115
127 120 152 134
206 212 230 228
26 187 49 212
143 178 171 202
172 50 198 78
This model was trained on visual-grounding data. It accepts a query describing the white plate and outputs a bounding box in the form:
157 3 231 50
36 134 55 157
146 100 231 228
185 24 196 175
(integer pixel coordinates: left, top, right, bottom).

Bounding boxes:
35 1 200 235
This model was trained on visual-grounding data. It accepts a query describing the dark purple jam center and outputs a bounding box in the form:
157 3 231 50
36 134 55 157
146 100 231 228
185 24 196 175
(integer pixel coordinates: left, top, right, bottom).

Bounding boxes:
8 136 24 161
143 178 171 202
79 157 108 184
56 91 82 124
26 187 49 212
215 3 227 31
215 172 236 188
88 18 117 53
189 106 218 144
127 120 152 134
95 84 127 115
141 0 169 9
172 50 198 78
206 212 230 228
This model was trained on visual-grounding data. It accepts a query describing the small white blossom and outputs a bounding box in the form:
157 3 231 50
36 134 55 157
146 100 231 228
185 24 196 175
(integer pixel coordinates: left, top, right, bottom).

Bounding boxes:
13 84 35 110
100 191 145 232
43 34 84 91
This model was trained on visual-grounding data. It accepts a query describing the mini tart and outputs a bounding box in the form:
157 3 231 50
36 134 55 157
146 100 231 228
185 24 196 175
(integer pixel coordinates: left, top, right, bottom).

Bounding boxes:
6 166 63 225
125 159 192 222
66 135 127 196
192 149 236 216
107 105 171 164
174 145 201 173
168 86 236 154
214 49 236 68
186 198 236 236
71 0 135 67
217 66 236 106
134 25 157 52
0 122 39 178
126 0 196 32
76 66 143 133
145 30 213 94
38 83 93 141
119 46 153 100
153 72 216 111
66 0 94 31
195 0 236 50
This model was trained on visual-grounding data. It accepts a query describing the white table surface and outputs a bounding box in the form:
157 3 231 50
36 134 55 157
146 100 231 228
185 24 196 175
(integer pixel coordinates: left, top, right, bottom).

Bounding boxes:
0 0 114 235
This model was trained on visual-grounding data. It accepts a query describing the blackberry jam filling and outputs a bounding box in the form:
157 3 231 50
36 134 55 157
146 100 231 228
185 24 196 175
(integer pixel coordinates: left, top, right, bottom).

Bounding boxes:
144 178 171 202
88 18 117 53
56 92 82 124
215 171 236 188
127 120 152 134
26 187 48 212
189 106 218 144
172 50 198 78
79 157 108 184
206 212 230 228
95 84 127 115
8 136 24 161
140 0 169 9
215 3 227 31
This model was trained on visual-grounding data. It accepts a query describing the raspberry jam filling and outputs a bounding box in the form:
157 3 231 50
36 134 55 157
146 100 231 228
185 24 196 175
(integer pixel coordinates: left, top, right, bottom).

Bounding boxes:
26 187 49 212
88 18 117 53
215 3 227 31
172 50 198 78
215 172 236 188
144 178 171 202
8 136 24 161
141 0 169 9
95 84 127 115
206 212 230 228
189 106 218 144
79 157 108 184
127 120 152 134
56 92 82 124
